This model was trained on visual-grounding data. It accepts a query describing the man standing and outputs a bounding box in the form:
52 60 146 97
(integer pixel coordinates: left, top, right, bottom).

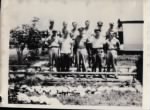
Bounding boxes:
83 20 93 68
91 29 105 72
47 30 60 71
59 30 73 71
75 27 89 72
42 20 54 55
105 31 120 78
106 22 115 39
70 22 79 67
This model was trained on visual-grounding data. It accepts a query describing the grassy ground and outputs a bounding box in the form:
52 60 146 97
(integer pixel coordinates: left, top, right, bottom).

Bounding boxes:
8 74 142 106
58 90 142 106
8 48 142 106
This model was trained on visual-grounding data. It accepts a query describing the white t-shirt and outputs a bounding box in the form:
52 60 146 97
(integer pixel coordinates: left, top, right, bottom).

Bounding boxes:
59 36 73 54
91 36 105 48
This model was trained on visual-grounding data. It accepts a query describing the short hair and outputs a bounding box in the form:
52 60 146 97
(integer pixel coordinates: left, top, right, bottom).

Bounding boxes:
85 20 90 23
63 21 68 25
72 22 77 25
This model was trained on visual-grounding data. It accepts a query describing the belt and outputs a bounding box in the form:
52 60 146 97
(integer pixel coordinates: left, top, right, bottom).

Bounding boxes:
92 48 103 50
49 46 59 48
78 47 86 49
92 48 103 54
109 48 117 50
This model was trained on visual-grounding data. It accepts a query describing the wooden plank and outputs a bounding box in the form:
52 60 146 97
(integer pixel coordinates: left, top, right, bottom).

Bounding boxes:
9 65 29 67
9 71 136 75
37 57 138 61
9 65 135 69
41 80 124 83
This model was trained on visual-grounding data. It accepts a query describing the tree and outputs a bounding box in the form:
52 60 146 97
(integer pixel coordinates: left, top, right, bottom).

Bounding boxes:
9 17 42 64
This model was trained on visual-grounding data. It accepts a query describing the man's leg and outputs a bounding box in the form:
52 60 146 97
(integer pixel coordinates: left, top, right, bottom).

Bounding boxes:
81 49 88 72
54 48 60 72
87 44 92 68
97 54 102 72
76 50 81 71
48 48 53 71
106 51 112 72
111 50 118 79
74 47 77 67
66 54 70 71
61 54 65 71
92 54 96 72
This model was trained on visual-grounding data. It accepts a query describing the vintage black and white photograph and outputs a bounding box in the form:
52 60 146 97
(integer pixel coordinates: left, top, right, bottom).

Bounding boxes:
7 0 143 107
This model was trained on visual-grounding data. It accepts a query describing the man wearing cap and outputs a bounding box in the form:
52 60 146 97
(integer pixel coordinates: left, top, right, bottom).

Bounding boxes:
41 20 55 55
47 20 55 41
70 22 79 67
62 21 68 35
59 30 74 71
70 22 78 40
106 22 114 39
91 29 105 72
97 21 103 32
105 31 120 78
75 27 89 72
47 30 60 71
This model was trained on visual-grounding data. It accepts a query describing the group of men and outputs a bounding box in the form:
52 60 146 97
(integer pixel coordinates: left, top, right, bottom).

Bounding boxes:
45 20 120 73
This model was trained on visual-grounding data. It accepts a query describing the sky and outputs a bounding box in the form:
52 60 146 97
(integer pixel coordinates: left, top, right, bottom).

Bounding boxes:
4 0 143 50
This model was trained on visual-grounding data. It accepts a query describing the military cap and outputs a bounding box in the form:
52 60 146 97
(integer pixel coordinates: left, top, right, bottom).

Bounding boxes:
97 21 103 26
49 19 54 23
52 30 57 34
78 27 84 32
94 29 100 33
109 22 114 26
